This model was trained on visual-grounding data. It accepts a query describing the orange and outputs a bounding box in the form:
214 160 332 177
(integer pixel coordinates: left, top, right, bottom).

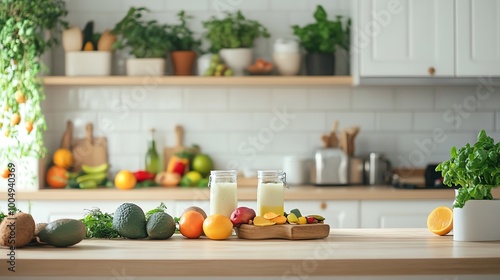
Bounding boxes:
25 121 33 134
179 210 205 239
1 168 10 179
15 91 26 104
53 148 73 169
202 214 233 240
427 206 453 236
46 166 68 188
114 170 136 190
10 113 20 125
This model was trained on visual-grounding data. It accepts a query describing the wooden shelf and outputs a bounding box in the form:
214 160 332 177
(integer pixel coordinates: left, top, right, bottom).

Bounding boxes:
42 76 353 86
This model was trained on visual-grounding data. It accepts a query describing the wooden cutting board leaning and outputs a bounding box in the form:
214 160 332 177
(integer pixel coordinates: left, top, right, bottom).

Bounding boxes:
69 122 108 172
163 125 185 169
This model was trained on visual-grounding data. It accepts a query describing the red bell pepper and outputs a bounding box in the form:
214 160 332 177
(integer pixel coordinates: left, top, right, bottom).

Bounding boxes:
133 170 156 182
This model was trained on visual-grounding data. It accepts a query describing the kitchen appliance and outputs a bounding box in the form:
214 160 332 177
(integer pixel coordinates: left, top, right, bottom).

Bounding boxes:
348 157 365 185
365 153 391 185
311 148 348 185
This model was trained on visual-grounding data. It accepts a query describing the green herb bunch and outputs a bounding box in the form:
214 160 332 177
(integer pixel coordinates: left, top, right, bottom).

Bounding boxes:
292 5 350 53
112 7 171 58
436 130 500 208
80 208 120 239
0 0 67 164
203 10 270 53
168 11 201 52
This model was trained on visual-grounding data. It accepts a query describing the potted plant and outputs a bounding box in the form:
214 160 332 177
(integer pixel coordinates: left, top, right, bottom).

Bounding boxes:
436 130 500 241
112 7 171 76
203 11 270 76
292 5 350 76
0 0 67 189
167 11 201 76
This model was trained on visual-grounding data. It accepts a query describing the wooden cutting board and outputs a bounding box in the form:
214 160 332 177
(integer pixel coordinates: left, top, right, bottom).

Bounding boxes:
72 123 108 172
235 224 330 240
163 125 185 169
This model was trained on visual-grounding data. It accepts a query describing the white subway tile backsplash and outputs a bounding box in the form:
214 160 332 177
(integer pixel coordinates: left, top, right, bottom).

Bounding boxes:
133 88 183 110
97 112 141 132
49 112 98 137
307 0 351 13
376 113 412 131
413 112 455 131
271 133 311 155
270 0 307 11
352 87 394 110
355 133 398 156
107 133 146 155
185 88 227 111
272 88 308 110
246 12 290 34
183 133 228 154
164 0 209 11
123 0 165 11
309 88 351 110
289 113 326 131
65 0 123 12
394 87 434 110
458 112 495 131
207 112 254 131
227 131 274 155
327 112 376 131
228 88 272 111
435 87 478 110
497 112 500 131
109 155 141 174
142 112 207 132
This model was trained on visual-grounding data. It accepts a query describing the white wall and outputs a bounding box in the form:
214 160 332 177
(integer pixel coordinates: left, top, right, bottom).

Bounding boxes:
42 0 500 176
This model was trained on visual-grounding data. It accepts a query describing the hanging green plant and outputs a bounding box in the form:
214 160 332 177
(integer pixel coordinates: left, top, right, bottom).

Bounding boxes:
0 1 67 169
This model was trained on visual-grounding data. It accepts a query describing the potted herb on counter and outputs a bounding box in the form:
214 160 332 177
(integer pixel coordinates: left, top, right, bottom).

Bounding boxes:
112 7 171 76
292 5 350 75
167 11 201 76
203 11 270 76
436 130 500 241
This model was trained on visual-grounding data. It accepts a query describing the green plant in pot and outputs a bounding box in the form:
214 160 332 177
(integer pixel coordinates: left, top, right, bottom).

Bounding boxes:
112 7 171 76
436 130 500 241
203 11 270 76
0 0 67 186
292 5 350 76
167 11 201 76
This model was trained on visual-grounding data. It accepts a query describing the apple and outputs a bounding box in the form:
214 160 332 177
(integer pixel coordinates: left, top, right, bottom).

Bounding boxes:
230 207 256 227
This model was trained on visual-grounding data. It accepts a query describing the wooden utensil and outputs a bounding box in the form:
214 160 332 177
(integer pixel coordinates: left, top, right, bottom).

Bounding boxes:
236 224 330 240
60 120 73 149
321 121 339 148
163 125 185 169
347 126 360 156
72 123 108 172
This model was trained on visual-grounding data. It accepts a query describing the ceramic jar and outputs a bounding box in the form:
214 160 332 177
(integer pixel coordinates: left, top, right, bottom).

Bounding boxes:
272 38 301 76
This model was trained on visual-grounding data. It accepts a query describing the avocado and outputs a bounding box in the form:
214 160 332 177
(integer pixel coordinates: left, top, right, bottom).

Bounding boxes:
37 219 86 247
146 212 175 240
112 203 148 239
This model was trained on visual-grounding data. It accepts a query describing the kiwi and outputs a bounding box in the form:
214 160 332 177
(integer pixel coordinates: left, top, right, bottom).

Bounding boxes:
0 212 35 248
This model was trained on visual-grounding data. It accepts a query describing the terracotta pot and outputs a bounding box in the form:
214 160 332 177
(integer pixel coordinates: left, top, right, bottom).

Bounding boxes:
171 50 197 76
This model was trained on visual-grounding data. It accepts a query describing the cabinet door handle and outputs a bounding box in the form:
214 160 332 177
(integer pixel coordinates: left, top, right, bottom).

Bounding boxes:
428 67 436 76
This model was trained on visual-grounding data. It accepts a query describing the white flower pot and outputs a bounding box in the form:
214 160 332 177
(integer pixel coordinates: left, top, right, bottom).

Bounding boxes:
219 48 252 76
453 199 500 241
126 58 165 76
65 51 112 76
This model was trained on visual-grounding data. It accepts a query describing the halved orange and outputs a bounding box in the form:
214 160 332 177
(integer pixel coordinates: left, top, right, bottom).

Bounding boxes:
427 206 453 236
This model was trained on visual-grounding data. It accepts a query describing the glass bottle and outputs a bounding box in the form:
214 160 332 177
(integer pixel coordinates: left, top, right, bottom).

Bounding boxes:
145 128 160 174
209 170 237 218
256 170 287 216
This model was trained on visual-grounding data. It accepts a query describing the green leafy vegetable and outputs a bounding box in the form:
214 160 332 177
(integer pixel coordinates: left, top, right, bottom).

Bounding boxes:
80 208 120 239
145 202 168 221
436 130 500 208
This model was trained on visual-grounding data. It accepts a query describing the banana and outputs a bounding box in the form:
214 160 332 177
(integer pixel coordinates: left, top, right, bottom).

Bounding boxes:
76 172 107 184
82 163 109 174
79 180 98 189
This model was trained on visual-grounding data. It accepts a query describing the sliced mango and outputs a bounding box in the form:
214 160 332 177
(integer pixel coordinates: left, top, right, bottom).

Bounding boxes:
271 215 287 225
263 212 280 220
253 216 276 227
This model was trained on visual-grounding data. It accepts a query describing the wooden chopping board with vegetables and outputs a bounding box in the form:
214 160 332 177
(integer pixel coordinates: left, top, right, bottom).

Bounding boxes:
72 123 108 172
236 224 330 240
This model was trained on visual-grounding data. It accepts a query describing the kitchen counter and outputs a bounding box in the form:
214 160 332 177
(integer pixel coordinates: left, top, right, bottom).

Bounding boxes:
1 229 499 278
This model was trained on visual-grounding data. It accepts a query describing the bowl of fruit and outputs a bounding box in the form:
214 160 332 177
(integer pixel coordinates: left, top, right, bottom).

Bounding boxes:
245 58 273 75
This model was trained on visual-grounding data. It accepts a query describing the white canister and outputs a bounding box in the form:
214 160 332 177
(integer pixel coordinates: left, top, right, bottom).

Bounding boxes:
273 38 301 76
197 53 212 76
283 156 305 185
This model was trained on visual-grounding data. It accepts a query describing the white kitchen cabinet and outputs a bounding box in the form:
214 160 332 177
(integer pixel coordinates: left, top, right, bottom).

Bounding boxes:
360 200 452 228
456 0 500 76
358 0 455 77
286 200 360 228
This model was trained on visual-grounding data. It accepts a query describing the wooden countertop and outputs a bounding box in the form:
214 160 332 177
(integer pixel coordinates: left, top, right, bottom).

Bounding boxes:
1 229 499 277
3 185 483 201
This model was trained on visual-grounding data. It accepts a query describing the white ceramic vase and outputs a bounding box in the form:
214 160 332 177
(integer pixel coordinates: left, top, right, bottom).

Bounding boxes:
126 58 165 76
453 199 500 241
65 51 112 76
219 48 252 76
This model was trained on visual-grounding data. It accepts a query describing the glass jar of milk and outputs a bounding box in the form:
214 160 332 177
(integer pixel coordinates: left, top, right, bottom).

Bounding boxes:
256 170 287 216
209 170 238 218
